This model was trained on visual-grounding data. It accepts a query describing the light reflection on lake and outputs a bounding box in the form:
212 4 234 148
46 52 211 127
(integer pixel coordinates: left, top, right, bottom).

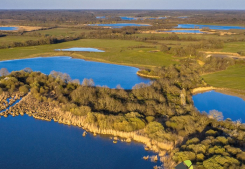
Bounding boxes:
55 47 105 52
193 90 245 121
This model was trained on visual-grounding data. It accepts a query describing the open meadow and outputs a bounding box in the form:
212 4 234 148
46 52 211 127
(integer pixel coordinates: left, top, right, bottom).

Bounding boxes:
0 39 177 67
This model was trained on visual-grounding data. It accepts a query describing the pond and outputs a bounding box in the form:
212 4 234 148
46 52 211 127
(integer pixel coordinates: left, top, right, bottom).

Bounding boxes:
193 90 245 122
176 24 245 30
162 30 204 34
55 47 105 52
0 115 160 169
88 23 151 28
0 26 18 31
0 56 150 89
120 16 137 20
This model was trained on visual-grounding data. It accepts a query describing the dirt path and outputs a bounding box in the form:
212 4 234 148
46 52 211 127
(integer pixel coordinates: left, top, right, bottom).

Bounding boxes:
205 52 245 59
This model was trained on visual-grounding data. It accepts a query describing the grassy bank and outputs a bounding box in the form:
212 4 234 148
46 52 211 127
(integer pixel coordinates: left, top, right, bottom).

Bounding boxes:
202 64 245 90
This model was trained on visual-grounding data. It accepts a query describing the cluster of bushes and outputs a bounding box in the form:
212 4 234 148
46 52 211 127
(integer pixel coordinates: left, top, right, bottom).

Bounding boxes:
173 118 245 169
139 56 238 77
202 57 236 73
162 39 224 57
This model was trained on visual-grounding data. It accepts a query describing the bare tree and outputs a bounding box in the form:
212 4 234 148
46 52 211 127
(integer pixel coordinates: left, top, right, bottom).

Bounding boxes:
82 78 94 86
116 84 123 89
23 67 33 73
209 110 224 121
0 68 9 76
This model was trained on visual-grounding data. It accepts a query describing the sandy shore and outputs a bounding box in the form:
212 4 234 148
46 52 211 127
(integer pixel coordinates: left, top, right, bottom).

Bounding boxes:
0 25 46 32
136 72 160 79
192 86 245 101
205 51 245 59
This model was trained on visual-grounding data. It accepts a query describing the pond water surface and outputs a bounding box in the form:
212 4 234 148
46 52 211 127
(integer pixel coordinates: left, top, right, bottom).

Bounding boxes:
120 16 137 20
163 30 204 34
176 24 245 30
0 56 150 89
0 115 160 169
55 47 104 52
193 90 245 122
0 27 18 31
88 23 150 28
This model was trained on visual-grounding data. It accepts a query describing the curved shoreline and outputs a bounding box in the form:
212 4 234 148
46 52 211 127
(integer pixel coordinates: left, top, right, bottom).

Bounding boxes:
0 25 45 32
0 93 175 167
136 72 160 79
192 86 245 101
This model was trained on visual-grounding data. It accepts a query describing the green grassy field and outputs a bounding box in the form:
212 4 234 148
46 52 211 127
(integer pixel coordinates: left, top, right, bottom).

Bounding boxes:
221 42 245 53
0 36 40 45
202 64 245 90
0 39 177 67
25 28 94 37
136 32 243 41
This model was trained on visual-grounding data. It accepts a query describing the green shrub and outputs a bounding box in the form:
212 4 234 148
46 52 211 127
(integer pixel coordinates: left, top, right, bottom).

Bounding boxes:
237 152 245 162
208 146 225 155
173 151 196 163
205 129 217 136
146 116 155 123
86 112 97 124
187 144 207 154
225 145 242 155
216 136 228 145
186 137 200 145
197 153 205 161
19 85 29 94
203 155 240 169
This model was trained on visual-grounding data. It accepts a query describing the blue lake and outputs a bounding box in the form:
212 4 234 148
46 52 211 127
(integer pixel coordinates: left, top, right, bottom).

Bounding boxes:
88 23 150 28
176 24 245 30
55 47 105 52
120 16 137 20
0 27 18 31
0 56 150 89
193 90 245 122
163 30 204 34
0 115 160 169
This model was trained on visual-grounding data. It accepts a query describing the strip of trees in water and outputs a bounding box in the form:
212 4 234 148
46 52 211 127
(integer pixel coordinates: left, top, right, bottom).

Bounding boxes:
0 60 245 168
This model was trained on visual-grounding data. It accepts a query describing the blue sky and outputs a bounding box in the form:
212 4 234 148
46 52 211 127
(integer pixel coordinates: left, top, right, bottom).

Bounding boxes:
1 0 245 9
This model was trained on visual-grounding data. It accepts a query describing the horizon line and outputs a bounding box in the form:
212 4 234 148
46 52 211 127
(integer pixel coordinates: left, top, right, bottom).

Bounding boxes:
0 9 245 11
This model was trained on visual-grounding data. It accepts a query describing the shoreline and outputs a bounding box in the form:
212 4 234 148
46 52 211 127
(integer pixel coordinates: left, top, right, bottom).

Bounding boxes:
141 29 213 35
192 86 245 101
0 52 155 69
0 25 45 32
136 72 160 79
0 93 176 167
